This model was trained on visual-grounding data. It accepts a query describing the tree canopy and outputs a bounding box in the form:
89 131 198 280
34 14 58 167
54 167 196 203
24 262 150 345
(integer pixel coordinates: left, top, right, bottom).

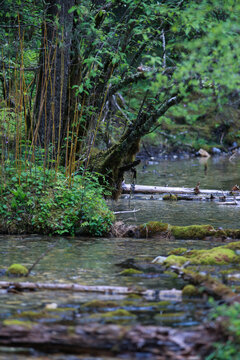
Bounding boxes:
0 0 240 194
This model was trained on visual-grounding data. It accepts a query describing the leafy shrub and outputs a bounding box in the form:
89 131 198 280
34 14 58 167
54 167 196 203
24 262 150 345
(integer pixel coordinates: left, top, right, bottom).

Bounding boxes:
0 163 114 236
206 302 240 360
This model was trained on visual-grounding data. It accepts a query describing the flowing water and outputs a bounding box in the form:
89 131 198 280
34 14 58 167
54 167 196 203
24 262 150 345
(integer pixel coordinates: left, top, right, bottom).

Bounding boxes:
111 156 240 228
0 155 240 359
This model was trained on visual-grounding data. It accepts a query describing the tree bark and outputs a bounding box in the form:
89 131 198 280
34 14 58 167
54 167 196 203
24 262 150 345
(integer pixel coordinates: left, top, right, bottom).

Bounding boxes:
90 95 182 198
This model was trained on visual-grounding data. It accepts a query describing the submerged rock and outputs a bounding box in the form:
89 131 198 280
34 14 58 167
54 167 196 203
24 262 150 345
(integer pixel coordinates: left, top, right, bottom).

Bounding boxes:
152 256 167 264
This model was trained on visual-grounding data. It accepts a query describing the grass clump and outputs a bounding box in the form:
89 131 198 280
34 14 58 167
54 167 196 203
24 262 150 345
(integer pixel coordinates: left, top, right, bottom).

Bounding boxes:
0 164 114 236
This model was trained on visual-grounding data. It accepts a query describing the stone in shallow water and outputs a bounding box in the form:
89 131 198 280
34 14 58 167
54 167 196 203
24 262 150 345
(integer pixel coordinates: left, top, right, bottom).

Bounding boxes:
158 289 182 302
152 256 167 264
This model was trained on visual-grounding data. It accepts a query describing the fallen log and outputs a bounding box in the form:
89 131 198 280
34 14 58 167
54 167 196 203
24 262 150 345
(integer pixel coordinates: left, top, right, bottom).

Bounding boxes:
0 281 147 295
122 184 231 196
0 281 181 301
0 322 221 359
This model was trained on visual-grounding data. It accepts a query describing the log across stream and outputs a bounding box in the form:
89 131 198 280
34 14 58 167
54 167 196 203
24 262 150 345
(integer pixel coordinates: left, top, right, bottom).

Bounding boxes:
122 184 240 203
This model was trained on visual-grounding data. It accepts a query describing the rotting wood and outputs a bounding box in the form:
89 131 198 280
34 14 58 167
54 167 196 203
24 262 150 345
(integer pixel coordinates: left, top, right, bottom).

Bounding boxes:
0 322 221 359
0 281 181 300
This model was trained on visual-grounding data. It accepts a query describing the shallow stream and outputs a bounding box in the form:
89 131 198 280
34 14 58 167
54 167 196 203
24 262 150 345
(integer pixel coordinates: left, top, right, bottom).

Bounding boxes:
0 155 240 359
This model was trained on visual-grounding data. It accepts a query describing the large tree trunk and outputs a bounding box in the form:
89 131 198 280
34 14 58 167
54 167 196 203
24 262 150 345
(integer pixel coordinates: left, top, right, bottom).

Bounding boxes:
91 95 181 198
34 0 74 153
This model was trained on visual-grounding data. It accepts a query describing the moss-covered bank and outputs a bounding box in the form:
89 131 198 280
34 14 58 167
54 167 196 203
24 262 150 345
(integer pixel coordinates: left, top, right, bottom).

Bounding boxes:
138 221 240 240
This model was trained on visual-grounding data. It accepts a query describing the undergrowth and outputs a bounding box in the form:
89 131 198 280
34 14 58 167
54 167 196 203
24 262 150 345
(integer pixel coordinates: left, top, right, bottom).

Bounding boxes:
0 162 114 236
206 302 240 360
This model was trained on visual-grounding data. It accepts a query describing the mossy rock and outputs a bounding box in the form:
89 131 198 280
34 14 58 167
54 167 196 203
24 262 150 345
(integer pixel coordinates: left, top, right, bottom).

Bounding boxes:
183 269 235 299
164 255 188 267
168 248 187 256
119 268 143 276
164 246 238 266
90 309 137 324
226 230 240 239
171 224 215 239
225 241 240 250
163 194 178 201
15 310 60 320
3 319 34 328
163 270 178 279
7 264 28 276
127 294 142 299
139 221 169 237
100 309 136 318
220 268 240 275
154 312 185 322
182 285 198 297
82 300 118 309
46 307 76 312
189 247 238 265
157 301 171 307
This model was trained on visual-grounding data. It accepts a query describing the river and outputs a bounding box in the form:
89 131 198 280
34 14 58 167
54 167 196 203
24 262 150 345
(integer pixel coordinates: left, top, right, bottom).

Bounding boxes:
0 155 239 359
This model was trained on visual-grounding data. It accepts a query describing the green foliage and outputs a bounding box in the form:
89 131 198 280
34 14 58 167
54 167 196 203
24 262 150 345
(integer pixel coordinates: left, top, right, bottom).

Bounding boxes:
206 302 240 360
206 341 240 360
209 302 240 339
0 164 114 236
